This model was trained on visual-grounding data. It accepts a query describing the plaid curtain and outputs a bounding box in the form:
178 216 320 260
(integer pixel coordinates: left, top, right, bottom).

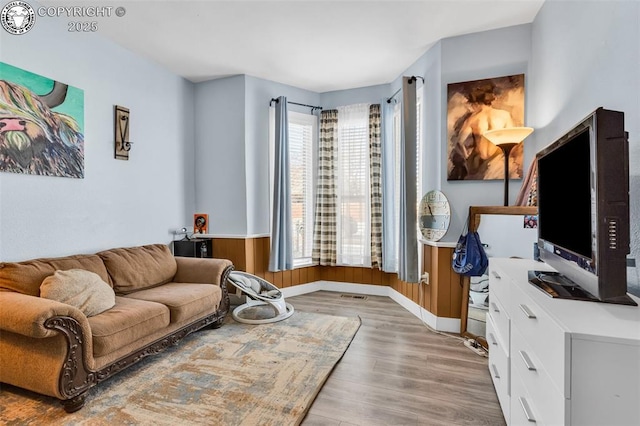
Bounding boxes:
312 110 338 266
369 104 383 269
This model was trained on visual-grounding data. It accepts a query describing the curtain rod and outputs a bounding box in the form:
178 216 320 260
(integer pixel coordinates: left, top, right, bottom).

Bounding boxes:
387 88 401 104
386 75 424 103
270 98 323 111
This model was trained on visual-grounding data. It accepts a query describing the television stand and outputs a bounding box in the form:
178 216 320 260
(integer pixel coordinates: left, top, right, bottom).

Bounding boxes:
489 259 640 425
528 270 638 306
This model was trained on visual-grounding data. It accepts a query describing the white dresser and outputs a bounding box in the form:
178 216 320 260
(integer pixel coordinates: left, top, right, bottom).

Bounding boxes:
487 258 640 426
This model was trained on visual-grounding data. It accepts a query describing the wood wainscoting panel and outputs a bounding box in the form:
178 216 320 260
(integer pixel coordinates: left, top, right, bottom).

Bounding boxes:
423 244 434 312
423 244 462 319
252 237 268 277
445 246 463 318
212 238 248 272
243 239 255 274
213 237 460 319
214 236 320 287
319 266 389 285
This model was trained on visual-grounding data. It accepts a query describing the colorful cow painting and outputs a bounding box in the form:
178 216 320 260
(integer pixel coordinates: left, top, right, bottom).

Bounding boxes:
0 62 84 178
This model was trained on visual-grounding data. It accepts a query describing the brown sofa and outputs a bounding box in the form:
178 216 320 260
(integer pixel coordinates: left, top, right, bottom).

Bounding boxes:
0 244 233 412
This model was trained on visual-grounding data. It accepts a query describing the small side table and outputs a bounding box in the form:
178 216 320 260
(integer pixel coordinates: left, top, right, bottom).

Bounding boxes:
173 238 212 258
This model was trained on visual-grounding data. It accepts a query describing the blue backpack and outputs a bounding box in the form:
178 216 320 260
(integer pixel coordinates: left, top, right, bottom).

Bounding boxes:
452 229 488 276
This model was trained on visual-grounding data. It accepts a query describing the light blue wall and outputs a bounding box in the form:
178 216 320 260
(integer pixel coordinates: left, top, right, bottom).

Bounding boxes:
440 24 532 240
320 84 390 109
194 75 247 236
0 10 195 261
4 1 634 279
390 41 443 215
388 25 532 242
197 24 532 244
244 75 320 236
530 0 640 290
194 75 319 236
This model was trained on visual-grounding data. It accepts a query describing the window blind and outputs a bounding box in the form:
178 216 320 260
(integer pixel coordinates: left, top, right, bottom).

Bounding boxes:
337 104 371 266
288 114 315 264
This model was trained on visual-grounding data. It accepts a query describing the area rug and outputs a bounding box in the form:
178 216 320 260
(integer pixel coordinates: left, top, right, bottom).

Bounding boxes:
0 311 361 426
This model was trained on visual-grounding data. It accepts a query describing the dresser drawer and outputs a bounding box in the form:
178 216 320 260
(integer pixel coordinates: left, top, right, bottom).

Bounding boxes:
488 294 510 348
511 369 542 426
487 314 510 422
511 327 568 425
489 263 511 308
510 284 570 396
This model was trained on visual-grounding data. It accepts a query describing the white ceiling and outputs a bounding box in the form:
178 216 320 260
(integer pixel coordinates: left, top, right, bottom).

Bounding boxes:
44 0 545 92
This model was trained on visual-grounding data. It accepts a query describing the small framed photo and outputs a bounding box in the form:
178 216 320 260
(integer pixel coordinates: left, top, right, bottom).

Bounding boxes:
524 215 538 229
193 214 208 234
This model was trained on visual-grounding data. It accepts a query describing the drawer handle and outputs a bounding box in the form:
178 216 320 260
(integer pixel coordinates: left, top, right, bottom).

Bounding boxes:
491 364 500 379
488 333 498 346
518 397 537 422
519 304 537 319
491 270 501 279
519 350 537 371
490 302 500 313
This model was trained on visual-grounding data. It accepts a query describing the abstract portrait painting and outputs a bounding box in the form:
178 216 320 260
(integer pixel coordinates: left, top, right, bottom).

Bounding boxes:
0 62 84 178
194 213 209 234
447 74 525 181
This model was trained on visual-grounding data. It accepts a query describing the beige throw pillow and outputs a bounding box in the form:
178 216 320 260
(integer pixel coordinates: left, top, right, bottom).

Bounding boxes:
40 269 116 317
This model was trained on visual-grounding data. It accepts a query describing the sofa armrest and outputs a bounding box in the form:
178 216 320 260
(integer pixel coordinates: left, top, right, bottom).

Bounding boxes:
173 258 234 320
0 291 96 407
0 291 90 338
173 257 234 285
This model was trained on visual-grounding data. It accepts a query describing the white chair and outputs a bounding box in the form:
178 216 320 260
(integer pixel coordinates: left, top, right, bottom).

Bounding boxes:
227 271 294 324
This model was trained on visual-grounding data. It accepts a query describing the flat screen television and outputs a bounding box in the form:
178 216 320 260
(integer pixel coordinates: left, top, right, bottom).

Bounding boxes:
529 107 637 306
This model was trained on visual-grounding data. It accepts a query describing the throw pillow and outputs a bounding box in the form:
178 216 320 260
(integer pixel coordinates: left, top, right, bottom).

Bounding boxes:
40 269 116 317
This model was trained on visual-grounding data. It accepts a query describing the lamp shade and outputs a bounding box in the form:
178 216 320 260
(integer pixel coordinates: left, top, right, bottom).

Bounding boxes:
483 127 534 146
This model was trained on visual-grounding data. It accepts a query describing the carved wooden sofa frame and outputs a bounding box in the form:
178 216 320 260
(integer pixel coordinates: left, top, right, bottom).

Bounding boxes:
47 265 233 412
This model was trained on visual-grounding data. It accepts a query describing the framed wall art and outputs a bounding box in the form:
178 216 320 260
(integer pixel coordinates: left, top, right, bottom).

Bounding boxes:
0 62 84 178
193 213 209 234
446 74 525 181
114 105 131 160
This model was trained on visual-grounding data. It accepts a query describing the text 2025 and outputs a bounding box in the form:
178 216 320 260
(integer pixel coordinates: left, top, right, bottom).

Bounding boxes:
68 21 98 32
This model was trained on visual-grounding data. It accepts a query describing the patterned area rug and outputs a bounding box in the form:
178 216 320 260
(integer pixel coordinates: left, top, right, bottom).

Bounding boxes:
0 311 361 426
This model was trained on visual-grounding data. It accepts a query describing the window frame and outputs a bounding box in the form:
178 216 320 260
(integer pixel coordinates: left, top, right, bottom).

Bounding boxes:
287 111 318 267
335 104 372 267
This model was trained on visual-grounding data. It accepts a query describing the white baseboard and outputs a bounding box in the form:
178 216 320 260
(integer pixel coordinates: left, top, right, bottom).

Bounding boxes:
386 286 461 333
317 280 390 297
280 280 460 333
280 281 324 297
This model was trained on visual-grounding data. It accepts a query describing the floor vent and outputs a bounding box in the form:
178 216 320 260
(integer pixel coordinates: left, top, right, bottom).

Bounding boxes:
340 294 368 301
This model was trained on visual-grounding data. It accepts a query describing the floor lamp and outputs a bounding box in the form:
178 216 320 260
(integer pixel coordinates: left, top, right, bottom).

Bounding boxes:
483 127 534 206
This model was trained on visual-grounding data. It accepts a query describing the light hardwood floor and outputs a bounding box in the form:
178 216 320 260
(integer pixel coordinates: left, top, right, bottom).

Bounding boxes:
289 291 506 426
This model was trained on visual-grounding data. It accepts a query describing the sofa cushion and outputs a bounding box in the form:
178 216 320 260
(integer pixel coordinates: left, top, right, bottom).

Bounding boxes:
0 254 111 297
40 269 116 317
125 283 221 324
97 244 177 295
88 296 170 357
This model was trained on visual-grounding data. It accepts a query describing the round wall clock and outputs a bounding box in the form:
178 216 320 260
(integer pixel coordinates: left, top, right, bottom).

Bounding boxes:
419 190 451 242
